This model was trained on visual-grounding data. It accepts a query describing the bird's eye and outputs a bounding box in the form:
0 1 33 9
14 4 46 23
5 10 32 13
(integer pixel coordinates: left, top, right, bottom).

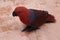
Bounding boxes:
17 11 23 13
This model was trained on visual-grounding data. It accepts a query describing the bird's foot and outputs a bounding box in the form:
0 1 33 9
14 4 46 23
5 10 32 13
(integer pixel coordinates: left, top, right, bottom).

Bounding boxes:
22 25 39 32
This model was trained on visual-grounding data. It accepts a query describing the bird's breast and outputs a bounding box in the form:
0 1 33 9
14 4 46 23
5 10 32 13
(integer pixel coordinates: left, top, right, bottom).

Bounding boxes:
19 9 35 25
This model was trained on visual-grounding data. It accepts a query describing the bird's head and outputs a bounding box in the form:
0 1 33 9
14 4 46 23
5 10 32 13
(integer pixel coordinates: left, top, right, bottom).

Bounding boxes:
12 7 30 25
12 7 30 17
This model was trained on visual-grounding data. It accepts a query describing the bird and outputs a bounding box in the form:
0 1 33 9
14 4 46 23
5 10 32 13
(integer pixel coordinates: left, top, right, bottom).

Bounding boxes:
12 7 56 32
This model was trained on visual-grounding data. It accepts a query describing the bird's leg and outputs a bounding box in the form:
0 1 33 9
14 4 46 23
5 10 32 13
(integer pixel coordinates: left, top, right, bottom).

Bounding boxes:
22 25 39 32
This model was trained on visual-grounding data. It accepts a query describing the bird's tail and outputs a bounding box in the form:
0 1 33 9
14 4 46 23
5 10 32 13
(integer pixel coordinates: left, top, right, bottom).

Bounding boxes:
46 14 56 23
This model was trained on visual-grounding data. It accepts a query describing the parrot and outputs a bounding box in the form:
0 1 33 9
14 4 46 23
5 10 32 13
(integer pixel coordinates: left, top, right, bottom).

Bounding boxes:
12 7 56 32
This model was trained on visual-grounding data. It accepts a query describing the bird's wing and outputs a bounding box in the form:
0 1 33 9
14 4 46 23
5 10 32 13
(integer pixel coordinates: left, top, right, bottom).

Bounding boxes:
29 9 48 27
29 9 48 17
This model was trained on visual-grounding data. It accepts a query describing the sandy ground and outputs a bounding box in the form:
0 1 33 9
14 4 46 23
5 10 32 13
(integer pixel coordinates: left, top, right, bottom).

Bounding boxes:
0 0 60 40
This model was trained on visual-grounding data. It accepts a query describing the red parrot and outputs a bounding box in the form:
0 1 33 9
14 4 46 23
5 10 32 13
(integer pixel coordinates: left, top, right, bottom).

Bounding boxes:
12 7 56 32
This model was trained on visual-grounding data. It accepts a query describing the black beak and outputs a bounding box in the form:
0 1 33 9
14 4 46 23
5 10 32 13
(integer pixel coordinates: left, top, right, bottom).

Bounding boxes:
12 11 18 17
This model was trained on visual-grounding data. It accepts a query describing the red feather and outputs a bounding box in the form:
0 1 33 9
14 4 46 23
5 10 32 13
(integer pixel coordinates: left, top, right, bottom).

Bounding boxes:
15 7 31 25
